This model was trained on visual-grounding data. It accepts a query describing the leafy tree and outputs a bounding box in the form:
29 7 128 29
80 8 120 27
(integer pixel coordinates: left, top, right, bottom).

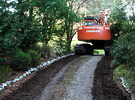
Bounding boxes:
110 6 127 39
0 0 18 53
110 2 135 69
0 0 41 53
13 0 41 50
34 0 80 52
35 0 62 44
61 0 81 52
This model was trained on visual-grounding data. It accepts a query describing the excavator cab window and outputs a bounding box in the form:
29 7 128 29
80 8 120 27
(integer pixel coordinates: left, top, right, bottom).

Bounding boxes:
85 21 94 26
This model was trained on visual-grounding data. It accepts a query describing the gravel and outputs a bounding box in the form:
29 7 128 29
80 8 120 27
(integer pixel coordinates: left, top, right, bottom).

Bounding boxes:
65 56 102 100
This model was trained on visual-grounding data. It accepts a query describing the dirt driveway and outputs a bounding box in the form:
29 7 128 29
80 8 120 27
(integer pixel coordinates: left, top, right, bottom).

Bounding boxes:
1 55 129 100
39 55 102 100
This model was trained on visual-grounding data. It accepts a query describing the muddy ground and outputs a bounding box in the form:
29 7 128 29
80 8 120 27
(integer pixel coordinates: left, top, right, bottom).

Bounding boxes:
0 55 130 100
92 56 129 100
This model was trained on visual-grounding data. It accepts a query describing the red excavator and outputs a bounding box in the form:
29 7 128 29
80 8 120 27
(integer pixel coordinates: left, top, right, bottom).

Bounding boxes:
75 9 112 55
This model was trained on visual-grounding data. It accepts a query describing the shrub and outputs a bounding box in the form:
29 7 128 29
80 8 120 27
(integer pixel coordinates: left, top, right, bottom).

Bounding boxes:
114 64 135 94
0 58 7 66
111 32 135 69
11 49 23 55
27 50 41 67
32 43 56 58
0 66 11 83
111 32 135 94
12 50 31 71
111 4 135 94
55 47 64 56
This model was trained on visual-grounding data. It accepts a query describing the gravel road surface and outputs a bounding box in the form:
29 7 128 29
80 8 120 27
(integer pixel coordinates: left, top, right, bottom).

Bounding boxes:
39 55 102 100
65 56 102 100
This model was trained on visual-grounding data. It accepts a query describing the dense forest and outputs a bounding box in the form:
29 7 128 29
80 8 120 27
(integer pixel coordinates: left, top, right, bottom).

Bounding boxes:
0 0 135 93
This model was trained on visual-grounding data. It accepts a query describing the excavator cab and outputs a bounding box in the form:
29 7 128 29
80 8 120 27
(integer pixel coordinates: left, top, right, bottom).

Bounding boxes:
84 21 94 26
83 16 98 26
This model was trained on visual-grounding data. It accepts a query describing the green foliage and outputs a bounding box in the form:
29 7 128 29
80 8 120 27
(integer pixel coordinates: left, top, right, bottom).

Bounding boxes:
0 0 81 56
0 1 41 53
0 58 7 65
111 32 135 69
55 47 64 56
11 48 23 55
110 2 135 69
110 6 127 23
111 2 135 93
0 66 11 83
32 43 56 58
11 49 41 71
27 50 41 67
110 6 127 39
114 65 128 77
13 0 41 50
1 0 122 71
11 50 31 71
0 11 18 52
114 64 135 93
